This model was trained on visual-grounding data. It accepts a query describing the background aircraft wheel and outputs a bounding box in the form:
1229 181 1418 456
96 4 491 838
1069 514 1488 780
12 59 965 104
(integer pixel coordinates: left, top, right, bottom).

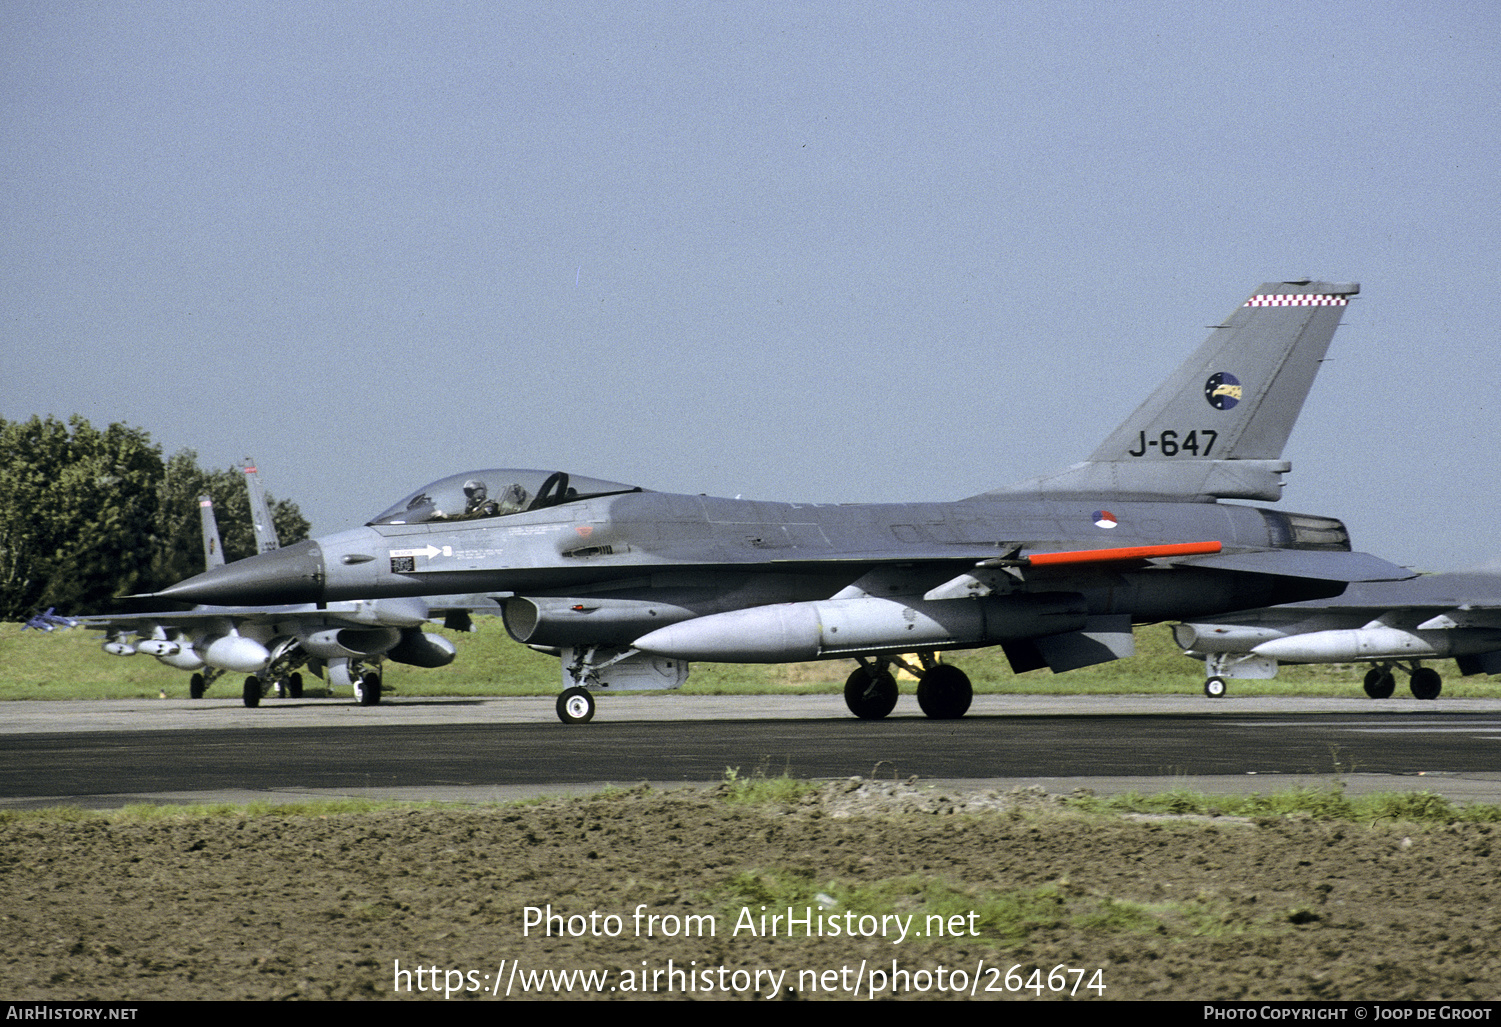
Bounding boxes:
843 668 898 720
1410 667 1442 701
556 686 596 724
1363 667 1396 699
189 673 206 699
242 676 260 708
287 672 303 699
1204 677 1227 698
916 664 973 720
357 672 382 706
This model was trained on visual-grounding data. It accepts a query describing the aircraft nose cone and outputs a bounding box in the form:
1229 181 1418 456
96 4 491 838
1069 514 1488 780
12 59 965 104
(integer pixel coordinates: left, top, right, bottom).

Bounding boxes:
154 540 326 605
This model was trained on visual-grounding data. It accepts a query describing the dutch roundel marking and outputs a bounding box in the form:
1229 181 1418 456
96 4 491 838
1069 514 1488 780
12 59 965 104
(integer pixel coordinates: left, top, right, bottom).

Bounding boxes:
1204 372 1241 410
1093 510 1118 529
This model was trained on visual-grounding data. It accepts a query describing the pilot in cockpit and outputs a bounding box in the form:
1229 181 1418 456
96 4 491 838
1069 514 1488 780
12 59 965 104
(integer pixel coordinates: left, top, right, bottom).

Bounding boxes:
493 481 531 515
462 479 500 518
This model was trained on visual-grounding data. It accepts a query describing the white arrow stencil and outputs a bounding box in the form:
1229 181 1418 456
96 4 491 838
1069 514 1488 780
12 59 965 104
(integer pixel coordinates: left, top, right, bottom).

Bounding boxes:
388 545 452 560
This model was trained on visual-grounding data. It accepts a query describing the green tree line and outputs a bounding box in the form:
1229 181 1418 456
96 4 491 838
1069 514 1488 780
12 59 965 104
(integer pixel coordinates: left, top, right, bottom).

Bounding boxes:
0 415 309 619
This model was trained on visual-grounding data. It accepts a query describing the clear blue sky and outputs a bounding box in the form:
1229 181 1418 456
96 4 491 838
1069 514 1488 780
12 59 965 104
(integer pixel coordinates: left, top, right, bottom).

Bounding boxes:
5 1 1498 572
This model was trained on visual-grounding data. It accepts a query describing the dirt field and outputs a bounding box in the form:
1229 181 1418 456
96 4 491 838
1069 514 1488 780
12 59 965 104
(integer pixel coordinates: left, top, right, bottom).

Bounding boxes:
1 780 1497 1001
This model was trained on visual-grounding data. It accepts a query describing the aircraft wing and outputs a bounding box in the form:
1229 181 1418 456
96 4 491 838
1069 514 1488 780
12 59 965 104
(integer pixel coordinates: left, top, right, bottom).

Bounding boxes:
81 598 433 633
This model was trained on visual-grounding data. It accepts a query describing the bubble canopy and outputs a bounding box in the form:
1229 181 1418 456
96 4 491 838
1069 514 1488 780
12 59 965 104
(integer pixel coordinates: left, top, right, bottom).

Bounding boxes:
367 469 643 525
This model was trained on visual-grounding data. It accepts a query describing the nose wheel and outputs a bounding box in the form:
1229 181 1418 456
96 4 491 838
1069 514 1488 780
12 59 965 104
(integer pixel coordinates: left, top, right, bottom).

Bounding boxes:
557 686 596 724
354 671 382 706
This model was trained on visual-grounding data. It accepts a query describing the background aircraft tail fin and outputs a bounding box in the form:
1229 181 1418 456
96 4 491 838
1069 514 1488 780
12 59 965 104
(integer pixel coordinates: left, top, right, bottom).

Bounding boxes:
199 495 226 570
242 457 282 553
988 279 1358 502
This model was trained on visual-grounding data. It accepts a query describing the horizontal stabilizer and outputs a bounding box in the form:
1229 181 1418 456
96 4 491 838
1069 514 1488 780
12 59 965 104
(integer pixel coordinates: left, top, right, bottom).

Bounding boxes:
1176 549 1414 584
1001 615 1134 674
1036 616 1135 672
1456 651 1501 677
1416 608 1501 631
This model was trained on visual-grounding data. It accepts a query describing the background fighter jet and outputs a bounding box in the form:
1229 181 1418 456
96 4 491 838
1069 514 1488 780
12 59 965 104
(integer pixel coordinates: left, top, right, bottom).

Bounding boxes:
21 607 78 632
155 281 1412 723
1174 571 1501 699
86 459 458 706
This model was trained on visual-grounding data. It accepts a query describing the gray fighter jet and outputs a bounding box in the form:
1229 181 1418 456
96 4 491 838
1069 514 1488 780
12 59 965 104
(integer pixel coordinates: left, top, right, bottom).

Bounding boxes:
1175 572 1501 699
155 280 1413 723
87 459 457 706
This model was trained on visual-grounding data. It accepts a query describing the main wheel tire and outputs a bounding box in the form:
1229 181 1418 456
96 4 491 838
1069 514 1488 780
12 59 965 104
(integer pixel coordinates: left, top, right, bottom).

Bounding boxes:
1204 676 1227 698
1410 667 1442 701
357 672 382 706
556 686 596 724
843 668 899 720
242 676 261 708
1363 667 1396 699
287 672 303 699
916 664 973 720
189 673 206 699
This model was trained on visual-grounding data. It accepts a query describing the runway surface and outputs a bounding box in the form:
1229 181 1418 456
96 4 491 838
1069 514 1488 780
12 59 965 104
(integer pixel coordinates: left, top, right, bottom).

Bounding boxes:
4 694 1501 809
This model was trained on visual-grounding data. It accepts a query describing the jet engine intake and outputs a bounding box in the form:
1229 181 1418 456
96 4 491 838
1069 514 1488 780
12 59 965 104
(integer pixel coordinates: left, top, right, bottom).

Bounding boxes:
297 626 403 660
386 628 458 668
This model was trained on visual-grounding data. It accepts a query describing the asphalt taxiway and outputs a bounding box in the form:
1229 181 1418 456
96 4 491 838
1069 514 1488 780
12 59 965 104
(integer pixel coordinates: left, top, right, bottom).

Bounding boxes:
4 694 1501 809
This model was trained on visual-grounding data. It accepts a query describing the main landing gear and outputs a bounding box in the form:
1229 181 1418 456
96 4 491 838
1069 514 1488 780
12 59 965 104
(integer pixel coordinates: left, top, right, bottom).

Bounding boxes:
239 671 311 707
844 665 898 720
1362 667 1396 699
844 654 973 720
1364 662 1441 700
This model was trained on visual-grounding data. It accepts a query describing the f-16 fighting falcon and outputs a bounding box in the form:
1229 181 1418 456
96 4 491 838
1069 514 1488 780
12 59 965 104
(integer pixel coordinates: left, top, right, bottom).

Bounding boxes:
86 459 457 706
153 280 1412 723
1175 571 1501 699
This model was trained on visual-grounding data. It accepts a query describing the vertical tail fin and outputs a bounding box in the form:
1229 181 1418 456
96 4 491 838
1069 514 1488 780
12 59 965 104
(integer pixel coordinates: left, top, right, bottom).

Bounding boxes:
199 495 226 569
991 279 1358 502
241 457 282 553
